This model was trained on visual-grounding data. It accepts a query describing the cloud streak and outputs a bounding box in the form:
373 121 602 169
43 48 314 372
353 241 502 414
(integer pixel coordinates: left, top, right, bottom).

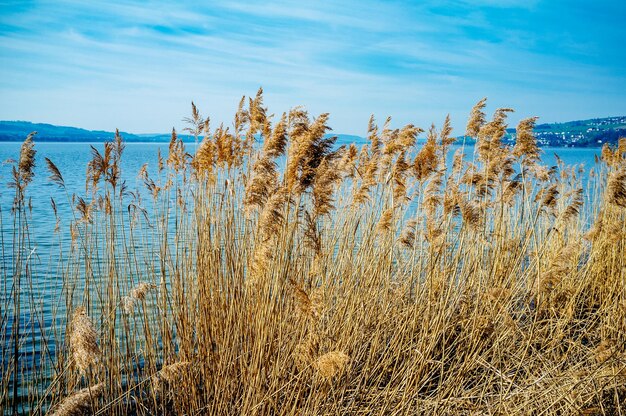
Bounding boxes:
0 0 624 135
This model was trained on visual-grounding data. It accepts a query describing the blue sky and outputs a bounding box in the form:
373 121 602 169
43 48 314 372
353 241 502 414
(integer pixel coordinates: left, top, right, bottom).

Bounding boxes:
1 0 625 135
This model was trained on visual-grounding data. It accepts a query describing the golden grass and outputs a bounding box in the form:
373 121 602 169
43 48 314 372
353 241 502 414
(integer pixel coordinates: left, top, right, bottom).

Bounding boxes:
2 89 626 415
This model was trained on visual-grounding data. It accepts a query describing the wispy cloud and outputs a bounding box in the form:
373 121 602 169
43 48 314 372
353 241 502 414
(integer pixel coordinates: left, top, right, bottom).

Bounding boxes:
0 0 624 134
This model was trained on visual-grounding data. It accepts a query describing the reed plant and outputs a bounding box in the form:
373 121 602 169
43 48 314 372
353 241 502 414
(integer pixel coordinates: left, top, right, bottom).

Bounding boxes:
1 89 626 415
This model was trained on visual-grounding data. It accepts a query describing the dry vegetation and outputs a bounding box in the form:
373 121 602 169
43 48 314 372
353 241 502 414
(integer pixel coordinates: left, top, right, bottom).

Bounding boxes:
2 89 626 415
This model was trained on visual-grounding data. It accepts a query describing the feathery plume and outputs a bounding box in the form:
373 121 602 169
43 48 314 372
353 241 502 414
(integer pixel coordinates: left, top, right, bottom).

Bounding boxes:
466 98 487 137
513 117 540 163
244 156 278 211
315 351 350 379
392 151 410 205
183 101 209 140
413 125 438 182
376 208 394 234
399 218 418 248
537 184 559 212
290 278 312 317
234 95 249 138
257 187 289 239
75 197 92 223
157 148 164 173
353 147 379 205
19 133 37 184
443 184 461 216
113 129 125 161
45 157 65 187
367 114 381 155
312 158 341 217
289 278 322 320
399 124 422 149
294 335 319 371
451 148 464 177
460 199 482 230
531 164 551 182
607 169 626 208
167 128 186 171
502 176 522 205
560 188 584 222
265 112 288 158
193 136 215 176
248 87 268 138
476 108 514 163
440 114 455 148
541 243 580 293
49 383 105 416
337 143 358 177
303 211 322 254
151 361 192 393
122 282 156 314
69 307 100 374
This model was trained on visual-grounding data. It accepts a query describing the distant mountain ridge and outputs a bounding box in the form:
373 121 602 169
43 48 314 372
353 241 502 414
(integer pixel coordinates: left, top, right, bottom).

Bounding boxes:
1 117 625 147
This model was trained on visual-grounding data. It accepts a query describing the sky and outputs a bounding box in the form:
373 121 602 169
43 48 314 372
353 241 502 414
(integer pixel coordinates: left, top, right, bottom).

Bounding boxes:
0 0 625 136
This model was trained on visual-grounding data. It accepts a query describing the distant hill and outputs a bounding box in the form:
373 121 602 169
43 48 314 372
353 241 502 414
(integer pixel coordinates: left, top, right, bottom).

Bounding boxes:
0 121 363 145
504 116 626 147
1 117 625 147
0 121 195 143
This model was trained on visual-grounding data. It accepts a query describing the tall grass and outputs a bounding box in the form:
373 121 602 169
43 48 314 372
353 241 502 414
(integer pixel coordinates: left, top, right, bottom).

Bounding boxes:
2 89 626 415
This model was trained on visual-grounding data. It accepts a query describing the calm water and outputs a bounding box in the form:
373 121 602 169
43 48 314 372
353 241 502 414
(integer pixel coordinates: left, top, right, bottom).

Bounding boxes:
0 140 603 288
0 140 601 412
0 141 602 271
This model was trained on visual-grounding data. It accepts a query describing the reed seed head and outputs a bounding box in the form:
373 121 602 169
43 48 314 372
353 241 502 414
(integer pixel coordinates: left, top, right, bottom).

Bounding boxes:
315 351 350 379
49 383 105 416
69 306 100 374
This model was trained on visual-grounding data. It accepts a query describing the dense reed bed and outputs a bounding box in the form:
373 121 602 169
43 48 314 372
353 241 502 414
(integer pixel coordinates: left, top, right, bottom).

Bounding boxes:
2 89 626 415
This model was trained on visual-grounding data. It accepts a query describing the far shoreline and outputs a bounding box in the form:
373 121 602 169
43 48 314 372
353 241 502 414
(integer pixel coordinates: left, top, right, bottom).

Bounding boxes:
0 139 611 149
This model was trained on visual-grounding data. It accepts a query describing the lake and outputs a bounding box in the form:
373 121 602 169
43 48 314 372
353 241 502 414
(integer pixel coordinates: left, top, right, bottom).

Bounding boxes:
0 141 602 240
